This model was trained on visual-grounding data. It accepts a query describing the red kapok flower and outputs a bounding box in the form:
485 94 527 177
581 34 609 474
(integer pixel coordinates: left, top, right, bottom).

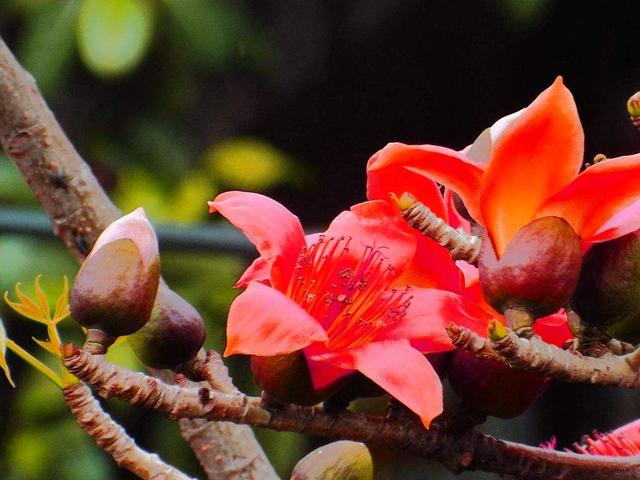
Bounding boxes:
209 191 488 427
574 419 640 456
367 77 640 257
543 419 640 457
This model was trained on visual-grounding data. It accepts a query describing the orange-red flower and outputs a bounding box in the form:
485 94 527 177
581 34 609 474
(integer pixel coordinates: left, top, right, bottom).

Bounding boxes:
367 77 640 257
543 419 640 456
574 419 640 456
209 191 490 427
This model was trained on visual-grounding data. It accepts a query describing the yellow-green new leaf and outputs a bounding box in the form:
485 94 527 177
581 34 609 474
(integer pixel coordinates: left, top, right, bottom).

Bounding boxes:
32 338 60 357
0 319 16 387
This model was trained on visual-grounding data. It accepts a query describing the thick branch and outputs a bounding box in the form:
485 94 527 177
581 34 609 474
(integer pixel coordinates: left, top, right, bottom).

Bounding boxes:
153 352 279 480
64 382 195 480
399 195 480 264
64 347 640 480
0 36 275 480
448 324 640 387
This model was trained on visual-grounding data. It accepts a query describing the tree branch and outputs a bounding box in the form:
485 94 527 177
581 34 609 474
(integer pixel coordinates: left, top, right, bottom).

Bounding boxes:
63 346 640 480
397 193 480 265
0 35 276 480
448 324 640 387
64 382 195 480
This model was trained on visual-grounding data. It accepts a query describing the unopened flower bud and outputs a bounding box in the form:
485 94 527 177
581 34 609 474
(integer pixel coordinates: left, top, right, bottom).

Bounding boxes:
448 349 547 418
291 440 373 480
571 231 640 343
70 208 160 353
128 281 206 369
479 216 581 329
628 92 640 129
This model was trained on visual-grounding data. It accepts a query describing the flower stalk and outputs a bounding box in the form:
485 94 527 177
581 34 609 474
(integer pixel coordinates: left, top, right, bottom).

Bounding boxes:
448 324 640 388
393 192 481 264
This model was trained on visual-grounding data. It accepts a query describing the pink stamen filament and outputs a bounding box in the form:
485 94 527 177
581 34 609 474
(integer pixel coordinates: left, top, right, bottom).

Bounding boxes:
285 236 412 351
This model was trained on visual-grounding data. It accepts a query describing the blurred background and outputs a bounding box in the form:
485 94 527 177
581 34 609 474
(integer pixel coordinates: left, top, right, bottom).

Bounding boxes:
0 0 639 478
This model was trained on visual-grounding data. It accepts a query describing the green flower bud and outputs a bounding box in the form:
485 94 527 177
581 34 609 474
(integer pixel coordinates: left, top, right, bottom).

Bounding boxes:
291 441 373 480
128 281 206 369
70 208 160 353
479 216 581 324
571 231 640 343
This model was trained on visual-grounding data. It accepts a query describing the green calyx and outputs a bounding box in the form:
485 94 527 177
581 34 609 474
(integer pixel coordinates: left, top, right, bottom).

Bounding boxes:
571 231 640 343
128 282 206 369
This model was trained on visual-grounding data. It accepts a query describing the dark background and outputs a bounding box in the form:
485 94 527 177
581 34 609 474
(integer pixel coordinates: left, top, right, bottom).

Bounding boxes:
0 1 638 478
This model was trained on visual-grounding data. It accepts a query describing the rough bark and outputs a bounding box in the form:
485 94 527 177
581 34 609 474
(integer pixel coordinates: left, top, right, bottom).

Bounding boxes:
64 382 196 480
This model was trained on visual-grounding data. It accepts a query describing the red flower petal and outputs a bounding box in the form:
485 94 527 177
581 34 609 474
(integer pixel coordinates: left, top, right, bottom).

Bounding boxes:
209 191 305 291
533 312 572 347
367 143 485 223
234 257 270 288
304 344 354 391
587 198 640 244
313 340 443 428
385 289 493 352
480 77 584 256
536 153 640 241
224 282 328 357
323 200 417 277
444 189 471 233
396 236 462 291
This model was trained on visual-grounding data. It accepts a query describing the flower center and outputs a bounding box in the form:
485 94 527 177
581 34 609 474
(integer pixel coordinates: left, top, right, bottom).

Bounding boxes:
286 235 412 350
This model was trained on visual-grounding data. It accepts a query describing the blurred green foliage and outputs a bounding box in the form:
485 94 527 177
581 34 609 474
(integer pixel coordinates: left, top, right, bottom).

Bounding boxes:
77 0 155 77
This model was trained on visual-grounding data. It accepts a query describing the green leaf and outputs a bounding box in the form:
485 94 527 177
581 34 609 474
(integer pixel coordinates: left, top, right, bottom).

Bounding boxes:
76 0 154 77
16 0 80 97
0 318 16 387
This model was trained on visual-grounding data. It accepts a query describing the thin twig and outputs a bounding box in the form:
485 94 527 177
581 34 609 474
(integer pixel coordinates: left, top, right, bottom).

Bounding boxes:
449 324 640 388
399 194 480 264
0 35 276 480
63 346 640 480
63 382 195 480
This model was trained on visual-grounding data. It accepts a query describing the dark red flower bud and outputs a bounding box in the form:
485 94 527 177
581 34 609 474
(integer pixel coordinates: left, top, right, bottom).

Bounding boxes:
479 216 581 327
571 231 640 343
427 352 450 379
70 209 160 353
250 352 348 406
128 282 206 369
448 349 548 418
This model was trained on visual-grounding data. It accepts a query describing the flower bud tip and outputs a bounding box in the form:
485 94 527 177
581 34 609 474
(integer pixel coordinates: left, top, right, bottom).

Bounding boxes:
390 192 417 212
628 91 640 118
488 319 508 341
62 343 79 359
